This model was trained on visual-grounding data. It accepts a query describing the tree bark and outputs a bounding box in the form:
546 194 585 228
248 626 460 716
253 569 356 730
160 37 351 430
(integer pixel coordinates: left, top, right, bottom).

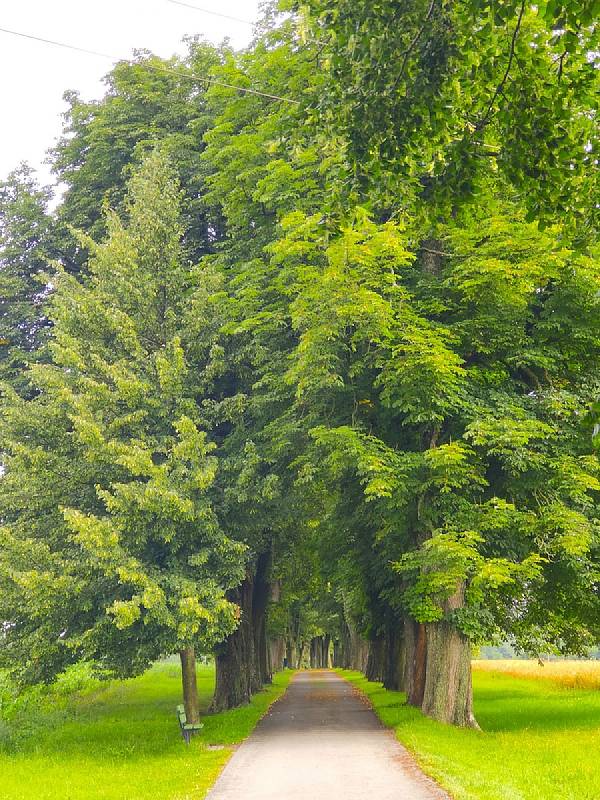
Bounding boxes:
337 616 352 668
323 634 331 668
252 552 272 687
347 620 368 671
179 647 200 725
310 637 319 668
297 639 307 668
211 577 256 711
332 639 341 667
404 618 428 707
383 624 404 691
270 637 286 672
286 637 297 669
421 589 479 728
365 635 385 682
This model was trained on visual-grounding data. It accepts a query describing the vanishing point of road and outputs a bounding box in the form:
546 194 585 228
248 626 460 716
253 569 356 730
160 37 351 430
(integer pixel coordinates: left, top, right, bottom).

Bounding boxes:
205 670 450 800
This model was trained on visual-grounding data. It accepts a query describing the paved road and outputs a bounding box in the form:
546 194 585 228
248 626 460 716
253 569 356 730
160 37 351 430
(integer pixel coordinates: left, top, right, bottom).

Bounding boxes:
205 670 450 800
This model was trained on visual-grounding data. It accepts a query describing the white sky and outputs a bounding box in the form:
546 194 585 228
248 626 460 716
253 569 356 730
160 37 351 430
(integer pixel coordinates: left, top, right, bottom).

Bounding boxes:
0 0 261 186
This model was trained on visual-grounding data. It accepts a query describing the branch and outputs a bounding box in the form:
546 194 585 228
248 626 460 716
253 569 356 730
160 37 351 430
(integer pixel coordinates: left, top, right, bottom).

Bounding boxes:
392 0 438 92
476 0 526 131
420 246 453 257
557 49 567 82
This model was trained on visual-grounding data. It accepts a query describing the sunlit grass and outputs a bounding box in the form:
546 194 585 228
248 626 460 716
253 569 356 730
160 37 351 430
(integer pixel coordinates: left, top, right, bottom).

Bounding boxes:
472 658 600 689
339 666 600 800
0 662 291 800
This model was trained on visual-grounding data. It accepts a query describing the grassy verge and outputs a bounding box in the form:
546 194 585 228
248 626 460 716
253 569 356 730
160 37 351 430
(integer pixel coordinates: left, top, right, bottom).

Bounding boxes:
338 665 600 800
0 662 291 800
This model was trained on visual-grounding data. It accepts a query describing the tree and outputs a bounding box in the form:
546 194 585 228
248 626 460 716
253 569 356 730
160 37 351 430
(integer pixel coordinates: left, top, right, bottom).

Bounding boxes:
0 150 246 723
275 200 600 725
303 0 599 230
2 1 597 733
196 12 337 710
51 42 227 270
0 166 55 393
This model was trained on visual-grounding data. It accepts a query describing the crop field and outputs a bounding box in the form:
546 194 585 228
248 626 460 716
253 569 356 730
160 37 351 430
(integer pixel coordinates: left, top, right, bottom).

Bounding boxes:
472 658 600 689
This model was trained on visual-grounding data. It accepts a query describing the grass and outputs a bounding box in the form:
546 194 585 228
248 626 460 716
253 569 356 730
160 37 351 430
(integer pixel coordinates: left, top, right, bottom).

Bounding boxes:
0 662 291 800
339 663 600 800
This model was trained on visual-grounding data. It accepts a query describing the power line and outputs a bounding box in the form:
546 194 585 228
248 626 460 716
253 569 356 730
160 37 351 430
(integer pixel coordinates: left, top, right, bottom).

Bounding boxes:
0 25 113 61
166 0 254 26
0 25 300 104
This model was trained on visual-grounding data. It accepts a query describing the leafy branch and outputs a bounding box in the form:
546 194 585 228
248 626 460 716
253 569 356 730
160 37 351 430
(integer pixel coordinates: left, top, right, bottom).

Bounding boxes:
476 0 526 131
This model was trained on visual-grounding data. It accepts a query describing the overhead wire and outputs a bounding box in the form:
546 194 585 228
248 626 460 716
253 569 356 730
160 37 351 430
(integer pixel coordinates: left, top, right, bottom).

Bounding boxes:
166 0 254 26
0 24 300 104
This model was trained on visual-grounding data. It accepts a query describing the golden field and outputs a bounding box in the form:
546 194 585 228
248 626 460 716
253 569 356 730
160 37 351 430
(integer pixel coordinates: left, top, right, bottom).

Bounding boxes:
472 658 600 689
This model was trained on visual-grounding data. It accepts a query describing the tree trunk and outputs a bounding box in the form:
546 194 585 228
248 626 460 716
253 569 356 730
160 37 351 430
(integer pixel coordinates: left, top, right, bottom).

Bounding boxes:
383 624 404 691
347 621 368 671
270 637 286 672
323 634 331 668
354 638 369 672
180 647 200 725
286 638 297 669
211 577 255 711
337 617 352 667
297 640 307 668
404 618 427 707
365 636 385 682
421 589 479 728
310 637 319 668
252 552 272 687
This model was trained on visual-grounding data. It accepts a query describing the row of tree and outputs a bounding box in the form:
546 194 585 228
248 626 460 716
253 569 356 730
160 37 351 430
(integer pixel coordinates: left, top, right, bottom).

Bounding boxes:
1 1 598 728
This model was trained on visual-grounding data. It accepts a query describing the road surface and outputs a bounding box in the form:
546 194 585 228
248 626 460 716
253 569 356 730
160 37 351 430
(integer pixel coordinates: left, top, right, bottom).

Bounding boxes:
205 670 450 800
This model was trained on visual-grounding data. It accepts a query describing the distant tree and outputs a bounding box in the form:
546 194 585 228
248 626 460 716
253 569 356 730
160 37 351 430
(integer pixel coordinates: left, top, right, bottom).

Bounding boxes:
0 151 246 723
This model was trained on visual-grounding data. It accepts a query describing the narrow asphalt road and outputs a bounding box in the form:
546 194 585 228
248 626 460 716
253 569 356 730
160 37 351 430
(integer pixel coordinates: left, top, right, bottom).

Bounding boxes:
205 670 450 800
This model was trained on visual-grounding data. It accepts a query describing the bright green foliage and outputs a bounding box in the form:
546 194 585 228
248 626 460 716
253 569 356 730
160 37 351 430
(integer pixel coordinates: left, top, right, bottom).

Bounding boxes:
0 151 245 684
0 0 598 721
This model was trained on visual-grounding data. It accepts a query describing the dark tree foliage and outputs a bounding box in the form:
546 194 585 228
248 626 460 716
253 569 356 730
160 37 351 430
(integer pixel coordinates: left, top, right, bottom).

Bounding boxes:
303 0 599 230
51 42 228 268
0 166 55 392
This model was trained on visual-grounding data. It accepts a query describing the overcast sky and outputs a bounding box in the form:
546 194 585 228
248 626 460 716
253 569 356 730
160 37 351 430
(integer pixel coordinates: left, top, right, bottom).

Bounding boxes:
0 0 261 186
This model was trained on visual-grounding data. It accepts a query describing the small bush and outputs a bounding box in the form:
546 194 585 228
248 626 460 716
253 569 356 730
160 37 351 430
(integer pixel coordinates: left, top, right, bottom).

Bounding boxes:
0 662 101 751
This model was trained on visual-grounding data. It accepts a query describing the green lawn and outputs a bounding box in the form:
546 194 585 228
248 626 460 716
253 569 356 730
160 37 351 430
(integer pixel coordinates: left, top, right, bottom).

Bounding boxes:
339 667 600 800
0 662 291 800
4 662 598 800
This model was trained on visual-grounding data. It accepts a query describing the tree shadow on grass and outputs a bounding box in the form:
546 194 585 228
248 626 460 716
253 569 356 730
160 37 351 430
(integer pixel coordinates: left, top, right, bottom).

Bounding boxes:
474 685 600 734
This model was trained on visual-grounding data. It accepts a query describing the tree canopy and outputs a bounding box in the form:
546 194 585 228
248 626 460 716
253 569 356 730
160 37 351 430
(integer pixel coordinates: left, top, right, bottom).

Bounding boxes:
0 0 598 729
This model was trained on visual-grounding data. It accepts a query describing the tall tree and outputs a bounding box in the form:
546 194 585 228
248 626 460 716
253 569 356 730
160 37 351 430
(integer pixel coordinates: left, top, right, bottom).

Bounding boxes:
0 151 246 723
197 11 337 710
277 200 600 725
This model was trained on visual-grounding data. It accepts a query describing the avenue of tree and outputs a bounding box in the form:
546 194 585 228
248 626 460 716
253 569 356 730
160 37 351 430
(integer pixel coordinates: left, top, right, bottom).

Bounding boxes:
0 1 599 729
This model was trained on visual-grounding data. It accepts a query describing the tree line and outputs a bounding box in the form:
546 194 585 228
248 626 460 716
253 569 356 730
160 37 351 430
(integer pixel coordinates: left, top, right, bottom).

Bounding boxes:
1 1 598 729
